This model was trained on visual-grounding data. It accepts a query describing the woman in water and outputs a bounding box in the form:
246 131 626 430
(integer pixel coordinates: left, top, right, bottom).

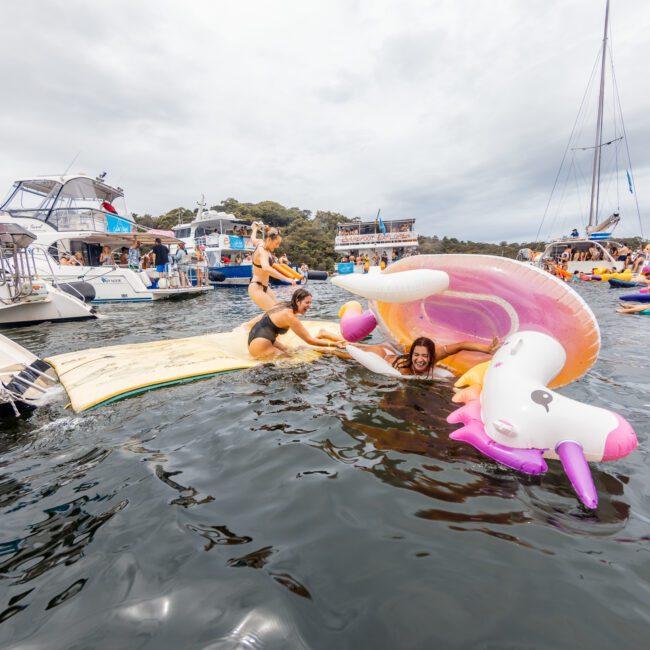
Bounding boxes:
247 288 346 359
616 302 650 315
248 222 297 311
352 336 500 378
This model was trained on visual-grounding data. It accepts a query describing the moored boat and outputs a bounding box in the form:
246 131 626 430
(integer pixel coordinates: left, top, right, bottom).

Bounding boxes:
334 215 418 274
0 173 212 302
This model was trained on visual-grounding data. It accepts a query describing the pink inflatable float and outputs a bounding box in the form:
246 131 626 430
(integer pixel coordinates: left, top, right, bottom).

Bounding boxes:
333 254 638 508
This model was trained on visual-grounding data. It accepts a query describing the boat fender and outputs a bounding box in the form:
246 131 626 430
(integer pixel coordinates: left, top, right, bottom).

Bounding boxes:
208 270 226 283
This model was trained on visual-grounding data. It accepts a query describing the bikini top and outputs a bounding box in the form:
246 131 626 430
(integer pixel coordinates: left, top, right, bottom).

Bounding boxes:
253 245 277 269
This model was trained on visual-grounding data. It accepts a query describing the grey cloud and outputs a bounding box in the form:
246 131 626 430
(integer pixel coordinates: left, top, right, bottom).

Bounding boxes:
1 0 649 242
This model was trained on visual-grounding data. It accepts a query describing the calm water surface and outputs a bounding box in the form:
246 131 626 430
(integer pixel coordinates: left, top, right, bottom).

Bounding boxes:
0 281 648 649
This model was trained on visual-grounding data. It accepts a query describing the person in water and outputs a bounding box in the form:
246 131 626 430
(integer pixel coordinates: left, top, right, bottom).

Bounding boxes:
616 302 650 315
352 336 500 378
248 222 297 311
247 288 346 359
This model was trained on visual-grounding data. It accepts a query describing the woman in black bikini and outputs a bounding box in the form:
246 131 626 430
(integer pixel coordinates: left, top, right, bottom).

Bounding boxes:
248 288 346 359
248 223 297 311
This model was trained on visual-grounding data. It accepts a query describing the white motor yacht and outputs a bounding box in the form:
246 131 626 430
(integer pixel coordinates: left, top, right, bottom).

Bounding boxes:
173 198 256 287
0 173 212 302
0 221 96 327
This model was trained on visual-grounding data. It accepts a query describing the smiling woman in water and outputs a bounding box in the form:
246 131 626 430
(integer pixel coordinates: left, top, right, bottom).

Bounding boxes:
352 336 500 378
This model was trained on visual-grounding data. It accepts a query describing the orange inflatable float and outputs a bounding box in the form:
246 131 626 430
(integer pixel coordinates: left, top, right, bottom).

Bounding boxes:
272 262 304 282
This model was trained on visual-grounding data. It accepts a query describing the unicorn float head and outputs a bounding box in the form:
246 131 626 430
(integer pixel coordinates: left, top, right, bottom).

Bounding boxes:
332 254 637 508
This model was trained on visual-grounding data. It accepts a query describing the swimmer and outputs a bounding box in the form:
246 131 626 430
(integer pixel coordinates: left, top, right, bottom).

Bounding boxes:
616 302 650 315
247 288 346 359
248 222 296 311
351 336 500 378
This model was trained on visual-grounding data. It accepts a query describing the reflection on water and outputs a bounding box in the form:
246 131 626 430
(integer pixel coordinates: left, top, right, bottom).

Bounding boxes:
0 282 648 648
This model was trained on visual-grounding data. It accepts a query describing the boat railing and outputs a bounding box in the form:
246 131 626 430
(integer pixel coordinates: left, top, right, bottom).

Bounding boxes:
335 231 418 246
195 234 253 250
0 242 40 302
7 208 135 233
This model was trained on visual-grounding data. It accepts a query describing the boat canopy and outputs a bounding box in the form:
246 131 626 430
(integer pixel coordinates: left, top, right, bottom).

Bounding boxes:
337 219 415 236
0 222 37 249
40 229 180 248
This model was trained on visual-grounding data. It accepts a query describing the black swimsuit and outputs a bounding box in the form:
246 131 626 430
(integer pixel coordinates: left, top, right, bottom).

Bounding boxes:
248 307 289 345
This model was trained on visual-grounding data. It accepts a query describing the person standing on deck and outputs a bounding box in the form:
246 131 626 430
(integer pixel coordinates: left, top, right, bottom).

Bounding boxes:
151 238 169 289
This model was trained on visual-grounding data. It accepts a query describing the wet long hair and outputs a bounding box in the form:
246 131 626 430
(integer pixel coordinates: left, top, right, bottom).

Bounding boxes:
392 336 436 375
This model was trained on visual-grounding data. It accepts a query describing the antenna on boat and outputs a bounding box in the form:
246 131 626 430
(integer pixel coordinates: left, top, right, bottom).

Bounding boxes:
196 195 206 219
62 150 82 176
587 0 610 231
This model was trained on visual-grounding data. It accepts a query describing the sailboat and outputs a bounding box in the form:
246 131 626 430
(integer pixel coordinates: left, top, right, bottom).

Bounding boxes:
533 0 642 273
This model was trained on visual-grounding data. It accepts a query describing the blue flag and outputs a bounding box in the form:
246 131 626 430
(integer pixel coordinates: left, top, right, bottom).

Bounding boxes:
375 208 386 234
627 170 634 194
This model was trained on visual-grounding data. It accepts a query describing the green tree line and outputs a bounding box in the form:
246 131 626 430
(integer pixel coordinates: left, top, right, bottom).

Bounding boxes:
133 200 646 271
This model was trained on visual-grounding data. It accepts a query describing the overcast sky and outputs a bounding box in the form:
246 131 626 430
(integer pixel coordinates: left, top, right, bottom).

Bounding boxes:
1 0 649 242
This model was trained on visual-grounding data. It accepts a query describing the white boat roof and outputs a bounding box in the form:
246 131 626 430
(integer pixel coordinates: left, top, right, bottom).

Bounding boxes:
174 210 249 230
14 174 124 201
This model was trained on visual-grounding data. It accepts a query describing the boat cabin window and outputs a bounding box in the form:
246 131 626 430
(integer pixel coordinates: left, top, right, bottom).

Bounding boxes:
175 227 191 238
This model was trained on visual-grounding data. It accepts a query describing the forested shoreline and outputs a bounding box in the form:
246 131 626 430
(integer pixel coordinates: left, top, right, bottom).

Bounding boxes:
134 199 645 272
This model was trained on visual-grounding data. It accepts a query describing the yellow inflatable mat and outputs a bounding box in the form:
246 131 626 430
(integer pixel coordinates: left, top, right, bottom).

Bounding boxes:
46 321 340 413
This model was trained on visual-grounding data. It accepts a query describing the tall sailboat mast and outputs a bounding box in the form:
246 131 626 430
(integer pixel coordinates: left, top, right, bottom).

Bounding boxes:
587 0 610 230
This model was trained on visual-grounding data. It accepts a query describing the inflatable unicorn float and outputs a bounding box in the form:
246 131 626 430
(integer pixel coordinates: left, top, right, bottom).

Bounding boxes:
332 255 638 508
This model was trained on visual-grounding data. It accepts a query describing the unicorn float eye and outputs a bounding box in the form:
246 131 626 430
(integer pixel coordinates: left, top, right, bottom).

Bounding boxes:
531 390 553 412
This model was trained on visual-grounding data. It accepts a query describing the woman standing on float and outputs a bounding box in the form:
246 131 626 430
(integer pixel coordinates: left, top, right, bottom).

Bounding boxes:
248 222 297 311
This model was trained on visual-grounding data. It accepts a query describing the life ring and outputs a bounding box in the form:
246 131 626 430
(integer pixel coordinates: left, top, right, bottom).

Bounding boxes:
272 262 304 281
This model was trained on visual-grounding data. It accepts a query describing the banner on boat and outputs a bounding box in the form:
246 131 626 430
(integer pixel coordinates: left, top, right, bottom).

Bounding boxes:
106 214 135 234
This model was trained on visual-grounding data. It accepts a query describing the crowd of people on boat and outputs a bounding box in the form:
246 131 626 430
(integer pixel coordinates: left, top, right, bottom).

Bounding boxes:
340 250 417 270
543 240 650 280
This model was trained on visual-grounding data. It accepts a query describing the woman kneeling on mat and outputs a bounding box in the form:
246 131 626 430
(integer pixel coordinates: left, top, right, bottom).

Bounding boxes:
352 336 500 378
248 288 346 359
